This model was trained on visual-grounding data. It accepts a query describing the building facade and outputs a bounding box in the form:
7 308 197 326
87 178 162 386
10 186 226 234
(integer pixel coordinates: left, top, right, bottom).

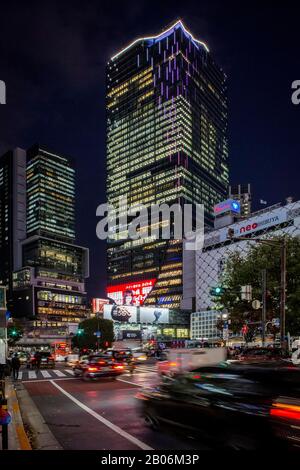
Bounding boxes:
106 20 229 309
228 183 251 217
0 144 89 325
0 148 26 310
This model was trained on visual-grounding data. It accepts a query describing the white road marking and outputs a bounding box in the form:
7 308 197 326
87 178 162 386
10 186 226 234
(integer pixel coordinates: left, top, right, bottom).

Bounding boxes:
50 380 153 450
22 377 77 383
117 377 152 388
53 370 66 377
64 369 74 375
28 370 37 379
41 370 51 378
136 366 157 373
18 372 23 380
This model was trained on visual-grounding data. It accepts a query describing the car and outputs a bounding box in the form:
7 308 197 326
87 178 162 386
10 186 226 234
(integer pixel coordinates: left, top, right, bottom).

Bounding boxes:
29 351 55 369
136 360 300 450
73 354 125 381
104 349 136 371
239 347 288 362
64 354 79 367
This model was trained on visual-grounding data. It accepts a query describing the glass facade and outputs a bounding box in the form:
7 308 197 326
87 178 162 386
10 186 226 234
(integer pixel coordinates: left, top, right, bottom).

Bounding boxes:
22 238 86 281
0 152 13 290
27 145 75 241
106 21 228 309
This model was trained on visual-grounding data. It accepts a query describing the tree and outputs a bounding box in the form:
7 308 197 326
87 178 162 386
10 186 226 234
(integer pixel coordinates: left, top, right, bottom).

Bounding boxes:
215 236 300 340
71 318 114 350
7 322 23 345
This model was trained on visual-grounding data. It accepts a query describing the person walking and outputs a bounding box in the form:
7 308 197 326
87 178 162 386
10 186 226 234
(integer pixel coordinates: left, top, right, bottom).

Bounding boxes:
11 354 21 380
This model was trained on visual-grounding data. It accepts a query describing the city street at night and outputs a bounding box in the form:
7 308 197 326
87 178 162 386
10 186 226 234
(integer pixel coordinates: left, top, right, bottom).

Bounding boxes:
16 362 207 451
1 0 300 462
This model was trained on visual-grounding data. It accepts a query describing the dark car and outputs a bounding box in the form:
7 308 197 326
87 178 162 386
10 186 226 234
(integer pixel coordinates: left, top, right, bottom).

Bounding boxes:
136 360 300 449
29 351 55 369
73 354 125 381
104 349 136 372
239 347 288 362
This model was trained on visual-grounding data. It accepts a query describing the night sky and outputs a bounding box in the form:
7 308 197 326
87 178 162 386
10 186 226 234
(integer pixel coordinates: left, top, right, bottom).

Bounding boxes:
1 0 300 299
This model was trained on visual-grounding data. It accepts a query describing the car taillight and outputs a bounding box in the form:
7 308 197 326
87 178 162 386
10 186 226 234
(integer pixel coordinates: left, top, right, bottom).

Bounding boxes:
113 365 124 369
169 362 178 367
270 403 300 421
88 367 99 372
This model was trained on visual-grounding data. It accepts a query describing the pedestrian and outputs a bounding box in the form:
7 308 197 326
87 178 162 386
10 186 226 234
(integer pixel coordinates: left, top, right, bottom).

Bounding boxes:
11 354 21 380
35 351 41 369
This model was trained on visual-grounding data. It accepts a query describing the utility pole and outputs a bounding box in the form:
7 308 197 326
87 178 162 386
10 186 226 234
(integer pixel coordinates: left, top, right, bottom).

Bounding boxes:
261 270 267 347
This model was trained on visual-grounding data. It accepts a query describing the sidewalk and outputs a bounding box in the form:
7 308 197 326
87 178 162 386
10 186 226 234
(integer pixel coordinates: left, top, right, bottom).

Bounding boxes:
0 377 31 450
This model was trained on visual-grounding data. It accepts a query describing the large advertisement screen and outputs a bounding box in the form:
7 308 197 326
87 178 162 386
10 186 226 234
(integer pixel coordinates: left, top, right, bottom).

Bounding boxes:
140 307 169 324
104 305 137 323
106 279 156 306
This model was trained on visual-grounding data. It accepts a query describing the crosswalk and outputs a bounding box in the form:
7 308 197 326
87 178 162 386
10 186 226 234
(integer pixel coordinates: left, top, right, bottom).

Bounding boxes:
16 364 157 382
17 368 75 381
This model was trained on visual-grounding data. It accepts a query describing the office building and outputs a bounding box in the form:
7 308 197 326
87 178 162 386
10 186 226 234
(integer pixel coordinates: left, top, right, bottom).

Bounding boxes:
106 20 229 309
0 148 26 310
0 144 89 325
26 145 75 241
228 183 251 217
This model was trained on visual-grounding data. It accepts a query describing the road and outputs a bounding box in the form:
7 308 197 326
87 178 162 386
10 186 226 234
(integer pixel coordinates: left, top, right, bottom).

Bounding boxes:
17 362 208 450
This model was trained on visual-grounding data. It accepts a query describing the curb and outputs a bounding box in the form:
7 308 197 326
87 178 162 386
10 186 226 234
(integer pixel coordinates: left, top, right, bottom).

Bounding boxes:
14 382 63 450
4 378 32 450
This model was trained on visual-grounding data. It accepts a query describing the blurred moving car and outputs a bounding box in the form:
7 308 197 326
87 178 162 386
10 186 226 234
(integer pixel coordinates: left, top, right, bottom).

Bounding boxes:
137 360 300 449
28 351 55 369
73 354 125 381
131 348 148 363
65 354 79 367
105 349 136 372
157 348 227 376
239 347 288 362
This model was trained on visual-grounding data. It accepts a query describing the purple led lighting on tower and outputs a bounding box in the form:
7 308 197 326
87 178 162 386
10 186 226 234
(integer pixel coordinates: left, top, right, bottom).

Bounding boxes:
106 20 228 310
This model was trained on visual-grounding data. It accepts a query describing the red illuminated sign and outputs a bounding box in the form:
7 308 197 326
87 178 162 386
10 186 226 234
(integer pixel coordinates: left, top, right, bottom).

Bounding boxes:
106 279 156 306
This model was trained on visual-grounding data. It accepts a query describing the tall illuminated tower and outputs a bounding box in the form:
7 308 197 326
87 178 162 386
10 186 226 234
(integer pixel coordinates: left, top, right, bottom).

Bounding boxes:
106 20 229 309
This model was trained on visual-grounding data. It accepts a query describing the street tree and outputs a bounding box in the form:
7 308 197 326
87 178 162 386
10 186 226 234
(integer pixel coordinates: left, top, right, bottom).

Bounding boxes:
215 236 300 341
71 317 114 351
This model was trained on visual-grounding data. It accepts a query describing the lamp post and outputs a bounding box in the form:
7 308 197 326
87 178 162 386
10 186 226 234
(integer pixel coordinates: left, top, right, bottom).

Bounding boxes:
227 230 287 350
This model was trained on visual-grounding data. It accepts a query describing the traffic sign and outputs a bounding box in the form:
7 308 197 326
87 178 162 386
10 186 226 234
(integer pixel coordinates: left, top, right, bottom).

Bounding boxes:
252 300 261 310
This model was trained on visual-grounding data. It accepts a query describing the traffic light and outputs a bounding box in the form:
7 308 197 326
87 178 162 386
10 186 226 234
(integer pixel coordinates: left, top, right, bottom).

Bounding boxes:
10 329 17 336
210 286 224 296
77 328 84 336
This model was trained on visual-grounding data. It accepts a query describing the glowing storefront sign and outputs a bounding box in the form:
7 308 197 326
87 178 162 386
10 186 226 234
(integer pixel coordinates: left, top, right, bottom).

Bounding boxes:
214 199 240 216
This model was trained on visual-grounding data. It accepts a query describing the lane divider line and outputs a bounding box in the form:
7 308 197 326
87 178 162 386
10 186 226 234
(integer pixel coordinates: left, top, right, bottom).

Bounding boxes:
50 380 153 451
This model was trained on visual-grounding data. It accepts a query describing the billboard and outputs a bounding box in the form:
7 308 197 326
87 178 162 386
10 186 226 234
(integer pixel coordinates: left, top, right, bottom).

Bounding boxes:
91 298 108 313
214 199 240 216
104 304 137 323
106 279 156 306
140 307 169 324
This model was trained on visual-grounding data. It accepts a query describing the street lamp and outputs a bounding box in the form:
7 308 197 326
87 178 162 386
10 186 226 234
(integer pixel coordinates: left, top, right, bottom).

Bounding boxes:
228 230 287 349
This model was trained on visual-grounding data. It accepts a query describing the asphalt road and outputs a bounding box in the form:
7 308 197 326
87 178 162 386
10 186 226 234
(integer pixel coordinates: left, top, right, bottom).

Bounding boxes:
19 362 208 450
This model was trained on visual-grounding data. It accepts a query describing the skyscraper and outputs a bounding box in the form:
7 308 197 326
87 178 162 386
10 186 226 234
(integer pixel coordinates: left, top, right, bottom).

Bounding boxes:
8 145 89 325
26 145 75 241
106 20 229 309
0 148 26 310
